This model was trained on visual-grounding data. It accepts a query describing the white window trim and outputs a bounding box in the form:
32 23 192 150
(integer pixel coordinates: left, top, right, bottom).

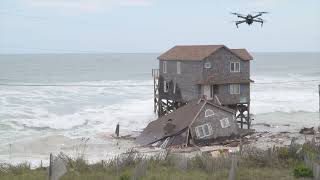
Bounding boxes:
195 124 213 139
204 62 211 69
205 109 214 117
164 81 169 92
177 61 181 74
220 118 231 128
230 84 240 94
173 82 176 94
163 61 167 73
230 62 240 73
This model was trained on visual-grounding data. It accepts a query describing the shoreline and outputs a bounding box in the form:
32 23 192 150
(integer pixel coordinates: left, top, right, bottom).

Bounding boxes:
1 128 319 168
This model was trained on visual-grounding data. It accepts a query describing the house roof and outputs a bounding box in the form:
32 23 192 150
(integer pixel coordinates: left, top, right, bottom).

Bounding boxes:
230 49 253 61
158 45 253 61
135 99 235 146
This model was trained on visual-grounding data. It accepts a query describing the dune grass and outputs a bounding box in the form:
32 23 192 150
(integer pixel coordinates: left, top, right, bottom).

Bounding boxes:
1 142 319 180
0 163 296 180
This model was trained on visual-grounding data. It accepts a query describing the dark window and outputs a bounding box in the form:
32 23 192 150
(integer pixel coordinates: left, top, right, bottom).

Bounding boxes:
230 62 240 72
164 81 169 92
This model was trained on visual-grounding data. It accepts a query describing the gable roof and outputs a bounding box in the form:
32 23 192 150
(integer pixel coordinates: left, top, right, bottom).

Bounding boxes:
230 49 253 61
135 99 235 146
157 45 253 61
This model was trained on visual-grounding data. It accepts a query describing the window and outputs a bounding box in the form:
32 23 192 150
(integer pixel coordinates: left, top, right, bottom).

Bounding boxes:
173 82 176 94
205 109 214 117
220 118 230 128
195 124 212 138
164 81 169 92
230 62 240 72
177 61 181 74
163 61 167 73
204 62 211 69
240 96 247 103
230 84 240 94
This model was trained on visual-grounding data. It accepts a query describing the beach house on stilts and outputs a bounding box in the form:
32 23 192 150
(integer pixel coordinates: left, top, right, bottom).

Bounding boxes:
138 45 253 147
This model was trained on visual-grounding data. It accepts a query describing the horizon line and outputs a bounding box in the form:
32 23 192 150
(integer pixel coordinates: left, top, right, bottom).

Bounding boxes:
1 51 320 55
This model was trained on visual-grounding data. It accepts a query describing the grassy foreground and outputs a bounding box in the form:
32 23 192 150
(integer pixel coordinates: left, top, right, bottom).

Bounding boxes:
1 141 319 180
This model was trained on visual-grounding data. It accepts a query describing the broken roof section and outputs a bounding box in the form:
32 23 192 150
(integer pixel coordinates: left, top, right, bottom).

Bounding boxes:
158 45 253 61
135 99 236 147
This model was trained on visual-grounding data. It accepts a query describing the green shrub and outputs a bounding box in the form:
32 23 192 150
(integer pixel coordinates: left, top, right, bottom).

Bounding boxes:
119 174 130 180
293 164 313 177
8 163 31 175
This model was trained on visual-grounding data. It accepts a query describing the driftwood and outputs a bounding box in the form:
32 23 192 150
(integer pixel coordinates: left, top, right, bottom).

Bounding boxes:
112 134 136 140
299 127 315 135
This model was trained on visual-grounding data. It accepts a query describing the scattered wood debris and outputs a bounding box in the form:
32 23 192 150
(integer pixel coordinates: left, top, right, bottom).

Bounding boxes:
111 134 136 140
299 127 315 135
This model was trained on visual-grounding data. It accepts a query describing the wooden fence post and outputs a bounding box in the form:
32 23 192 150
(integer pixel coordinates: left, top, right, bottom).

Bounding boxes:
9 144 12 161
49 153 52 180
314 162 320 180
228 155 238 180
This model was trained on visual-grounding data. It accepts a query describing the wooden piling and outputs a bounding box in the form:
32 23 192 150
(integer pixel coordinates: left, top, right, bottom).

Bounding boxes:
115 123 120 138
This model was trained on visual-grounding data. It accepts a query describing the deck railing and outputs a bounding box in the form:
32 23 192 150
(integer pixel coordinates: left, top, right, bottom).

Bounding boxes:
152 69 159 78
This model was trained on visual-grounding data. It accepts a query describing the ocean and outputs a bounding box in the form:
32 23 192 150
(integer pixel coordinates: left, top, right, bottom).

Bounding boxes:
0 52 319 165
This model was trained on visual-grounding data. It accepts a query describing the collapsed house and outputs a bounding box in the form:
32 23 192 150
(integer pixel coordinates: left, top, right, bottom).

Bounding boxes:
135 98 240 148
152 45 253 129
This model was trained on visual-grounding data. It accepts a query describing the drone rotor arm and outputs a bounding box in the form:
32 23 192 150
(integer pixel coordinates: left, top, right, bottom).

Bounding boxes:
237 15 247 19
253 19 264 27
235 20 246 28
231 12 246 19
252 13 263 18
256 18 266 22
252 11 268 18
253 19 264 23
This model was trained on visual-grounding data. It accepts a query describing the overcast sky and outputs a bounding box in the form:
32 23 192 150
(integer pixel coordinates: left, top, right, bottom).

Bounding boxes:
1 0 319 53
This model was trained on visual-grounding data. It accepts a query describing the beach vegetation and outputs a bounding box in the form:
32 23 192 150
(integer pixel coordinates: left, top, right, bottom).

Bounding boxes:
1 142 319 180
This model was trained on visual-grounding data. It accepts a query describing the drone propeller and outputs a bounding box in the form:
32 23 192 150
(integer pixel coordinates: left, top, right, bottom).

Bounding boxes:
253 11 269 14
230 12 246 16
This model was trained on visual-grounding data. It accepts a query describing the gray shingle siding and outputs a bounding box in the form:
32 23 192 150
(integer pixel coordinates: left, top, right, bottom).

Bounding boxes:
159 60 203 102
203 47 250 82
216 84 250 105
190 103 238 142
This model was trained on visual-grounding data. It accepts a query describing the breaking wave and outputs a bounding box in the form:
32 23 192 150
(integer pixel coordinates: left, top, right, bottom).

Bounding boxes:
0 80 155 143
0 75 318 143
251 74 319 114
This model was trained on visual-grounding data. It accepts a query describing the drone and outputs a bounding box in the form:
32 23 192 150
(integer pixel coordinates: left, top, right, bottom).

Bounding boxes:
231 12 268 28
